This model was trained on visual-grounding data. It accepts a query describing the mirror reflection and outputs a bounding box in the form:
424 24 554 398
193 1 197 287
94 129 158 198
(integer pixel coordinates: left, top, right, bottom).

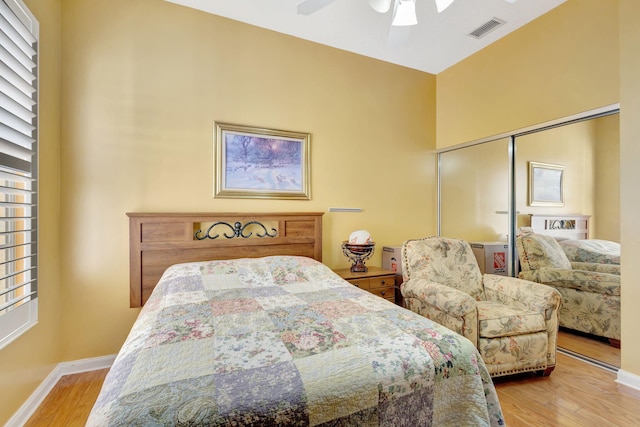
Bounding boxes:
439 112 620 369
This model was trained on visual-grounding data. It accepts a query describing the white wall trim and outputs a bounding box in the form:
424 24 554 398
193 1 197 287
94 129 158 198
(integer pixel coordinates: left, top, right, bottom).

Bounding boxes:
616 369 640 391
5 355 115 427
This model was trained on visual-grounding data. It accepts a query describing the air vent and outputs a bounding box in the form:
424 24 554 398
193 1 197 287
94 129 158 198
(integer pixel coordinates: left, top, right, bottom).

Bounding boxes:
468 17 506 39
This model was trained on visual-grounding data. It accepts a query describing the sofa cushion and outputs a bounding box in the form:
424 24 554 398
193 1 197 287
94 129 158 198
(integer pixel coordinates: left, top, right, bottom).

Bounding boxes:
403 237 485 301
517 233 572 271
477 300 546 338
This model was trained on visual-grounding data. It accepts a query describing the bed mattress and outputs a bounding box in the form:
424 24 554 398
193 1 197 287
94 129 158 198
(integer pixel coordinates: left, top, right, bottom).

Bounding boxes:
87 255 504 426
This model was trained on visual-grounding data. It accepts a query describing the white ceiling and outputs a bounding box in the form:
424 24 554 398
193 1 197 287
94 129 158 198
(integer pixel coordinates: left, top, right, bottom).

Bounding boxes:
164 0 566 74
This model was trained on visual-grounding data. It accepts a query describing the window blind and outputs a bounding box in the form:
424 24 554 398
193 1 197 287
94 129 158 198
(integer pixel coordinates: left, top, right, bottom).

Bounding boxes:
0 0 38 349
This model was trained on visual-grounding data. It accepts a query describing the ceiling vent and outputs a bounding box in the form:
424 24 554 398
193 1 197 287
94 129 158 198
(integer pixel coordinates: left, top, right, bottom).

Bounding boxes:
468 17 506 39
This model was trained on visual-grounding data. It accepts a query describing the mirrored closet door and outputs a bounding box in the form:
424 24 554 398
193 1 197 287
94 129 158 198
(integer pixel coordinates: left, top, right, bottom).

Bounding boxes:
438 108 620 369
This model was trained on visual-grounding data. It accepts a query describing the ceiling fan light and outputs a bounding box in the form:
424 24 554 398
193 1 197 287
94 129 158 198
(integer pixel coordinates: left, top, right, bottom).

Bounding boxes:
435 0 455 13
368 0 392 13
392 0 417 27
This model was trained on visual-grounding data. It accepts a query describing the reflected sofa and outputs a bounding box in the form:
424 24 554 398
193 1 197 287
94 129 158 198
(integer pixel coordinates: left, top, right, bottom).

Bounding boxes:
516 230 621 346
401 236 561 377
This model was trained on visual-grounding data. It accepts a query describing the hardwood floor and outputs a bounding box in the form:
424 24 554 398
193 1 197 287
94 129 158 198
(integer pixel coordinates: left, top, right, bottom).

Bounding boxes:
24 354 640 426
24 368 108 427
557 328 621 368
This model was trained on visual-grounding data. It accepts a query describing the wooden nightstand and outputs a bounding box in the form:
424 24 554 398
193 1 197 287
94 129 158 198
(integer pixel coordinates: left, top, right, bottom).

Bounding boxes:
333 266 396 304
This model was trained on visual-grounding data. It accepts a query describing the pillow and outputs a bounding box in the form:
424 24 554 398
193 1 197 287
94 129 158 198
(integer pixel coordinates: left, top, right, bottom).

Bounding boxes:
517 233 572 271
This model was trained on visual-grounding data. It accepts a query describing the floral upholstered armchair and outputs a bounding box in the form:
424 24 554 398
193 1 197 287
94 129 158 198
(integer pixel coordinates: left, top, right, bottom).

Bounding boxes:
401 236 561 378
516 230 621 346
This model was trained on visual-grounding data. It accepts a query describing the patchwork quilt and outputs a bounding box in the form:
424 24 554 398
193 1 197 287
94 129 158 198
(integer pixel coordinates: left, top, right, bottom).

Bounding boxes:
87 256 504 426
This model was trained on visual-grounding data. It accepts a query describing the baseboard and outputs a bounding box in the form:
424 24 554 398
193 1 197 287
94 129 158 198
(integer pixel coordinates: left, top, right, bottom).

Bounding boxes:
6 354 116 427
616 369 640 391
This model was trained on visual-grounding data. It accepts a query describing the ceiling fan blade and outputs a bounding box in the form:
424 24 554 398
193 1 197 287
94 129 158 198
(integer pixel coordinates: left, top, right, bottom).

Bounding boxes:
391 0 417 27
435 0 455 13
368 0 392 13
297 0 335 15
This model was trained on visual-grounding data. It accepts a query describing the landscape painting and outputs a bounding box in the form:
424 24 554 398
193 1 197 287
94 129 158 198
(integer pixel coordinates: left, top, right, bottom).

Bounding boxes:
214 122 311 199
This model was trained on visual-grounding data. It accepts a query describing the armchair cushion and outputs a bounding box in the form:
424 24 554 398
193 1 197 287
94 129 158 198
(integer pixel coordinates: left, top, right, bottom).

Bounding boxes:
517 234 572 271
477 301 546 339
403 237 485 301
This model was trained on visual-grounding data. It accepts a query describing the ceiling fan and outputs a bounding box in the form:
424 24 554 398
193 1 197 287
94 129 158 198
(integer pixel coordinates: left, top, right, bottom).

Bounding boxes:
297 0 518 45
298 0 455 22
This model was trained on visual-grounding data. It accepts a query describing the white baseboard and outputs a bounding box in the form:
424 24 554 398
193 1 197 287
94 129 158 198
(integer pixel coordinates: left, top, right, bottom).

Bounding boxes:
6 354 116 427
616 369 640 391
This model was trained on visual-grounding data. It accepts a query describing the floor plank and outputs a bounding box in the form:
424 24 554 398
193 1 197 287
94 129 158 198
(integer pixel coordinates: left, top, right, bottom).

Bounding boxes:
495 353 640 427
557 328 621 368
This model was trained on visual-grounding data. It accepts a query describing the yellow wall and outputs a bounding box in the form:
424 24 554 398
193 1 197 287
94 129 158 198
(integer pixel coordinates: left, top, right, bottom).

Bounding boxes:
594 114 620 242
0 0 63 424
57 0 436 362
437 0 619 149
439 139 511 242
619 0 640 377
515 119 599 232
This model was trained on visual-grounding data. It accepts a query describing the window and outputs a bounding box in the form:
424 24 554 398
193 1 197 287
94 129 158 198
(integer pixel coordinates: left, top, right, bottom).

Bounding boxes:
0 0 38 349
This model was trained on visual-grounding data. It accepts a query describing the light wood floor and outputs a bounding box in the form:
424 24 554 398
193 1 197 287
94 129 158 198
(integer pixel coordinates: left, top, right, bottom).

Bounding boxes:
557 328 621 368
24 353 640 426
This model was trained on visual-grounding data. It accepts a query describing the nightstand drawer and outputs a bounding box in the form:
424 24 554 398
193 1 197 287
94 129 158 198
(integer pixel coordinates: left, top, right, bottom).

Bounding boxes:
368 276 394 289
368 286 393 300
346 278 372 289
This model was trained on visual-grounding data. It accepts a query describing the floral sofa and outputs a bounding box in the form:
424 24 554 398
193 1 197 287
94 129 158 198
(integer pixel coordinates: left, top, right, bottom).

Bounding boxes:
516 230 620 346
401 236 561 378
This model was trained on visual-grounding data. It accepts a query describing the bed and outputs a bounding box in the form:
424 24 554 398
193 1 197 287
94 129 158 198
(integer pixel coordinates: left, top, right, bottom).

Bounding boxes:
87 212 504 426
529 214 620 265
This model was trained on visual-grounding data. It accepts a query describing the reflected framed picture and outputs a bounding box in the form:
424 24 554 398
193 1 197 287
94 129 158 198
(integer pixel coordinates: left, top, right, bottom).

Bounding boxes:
528 161 564 206
214 122 311 199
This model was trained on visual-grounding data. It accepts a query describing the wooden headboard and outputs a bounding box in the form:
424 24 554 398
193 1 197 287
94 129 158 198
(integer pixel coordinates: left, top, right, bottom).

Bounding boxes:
529 214 590 241
127 212 324 307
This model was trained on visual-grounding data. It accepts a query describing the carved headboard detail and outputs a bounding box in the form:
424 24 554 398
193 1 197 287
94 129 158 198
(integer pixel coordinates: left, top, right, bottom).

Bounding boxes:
529 214 590 241
127 212 324 307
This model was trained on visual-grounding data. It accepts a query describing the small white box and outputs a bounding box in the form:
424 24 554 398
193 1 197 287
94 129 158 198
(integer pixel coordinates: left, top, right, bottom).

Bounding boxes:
382 245 403 276
470 242 509 276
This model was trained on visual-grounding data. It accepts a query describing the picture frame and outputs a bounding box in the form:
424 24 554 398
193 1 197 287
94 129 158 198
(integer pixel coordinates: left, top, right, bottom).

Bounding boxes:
528 161 565 206
214 122 311 199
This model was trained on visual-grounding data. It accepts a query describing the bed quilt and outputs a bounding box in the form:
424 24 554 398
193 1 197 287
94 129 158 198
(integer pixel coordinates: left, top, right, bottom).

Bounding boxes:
87 256 504 426
559 239 620 265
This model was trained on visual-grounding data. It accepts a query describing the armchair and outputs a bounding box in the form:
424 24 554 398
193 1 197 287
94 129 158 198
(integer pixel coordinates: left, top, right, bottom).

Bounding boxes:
401 236 561 378
516 231 621 346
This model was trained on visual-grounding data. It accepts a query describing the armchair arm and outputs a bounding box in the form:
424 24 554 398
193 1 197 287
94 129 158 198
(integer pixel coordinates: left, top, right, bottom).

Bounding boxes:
483 274 561 320
402 278 478 345
570 262 620 275
518 269 620 296
483 274 562 369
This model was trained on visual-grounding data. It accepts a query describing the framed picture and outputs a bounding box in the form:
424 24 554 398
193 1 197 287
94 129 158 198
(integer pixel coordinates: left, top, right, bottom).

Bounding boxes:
214 122 311 199
528 161 564 206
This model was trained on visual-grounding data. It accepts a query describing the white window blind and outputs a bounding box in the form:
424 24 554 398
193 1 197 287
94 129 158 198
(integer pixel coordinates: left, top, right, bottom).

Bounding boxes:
0 0 38 350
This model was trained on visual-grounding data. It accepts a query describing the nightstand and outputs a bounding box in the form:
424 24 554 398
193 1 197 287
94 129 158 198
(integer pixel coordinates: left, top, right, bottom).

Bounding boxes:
333 266 396 304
